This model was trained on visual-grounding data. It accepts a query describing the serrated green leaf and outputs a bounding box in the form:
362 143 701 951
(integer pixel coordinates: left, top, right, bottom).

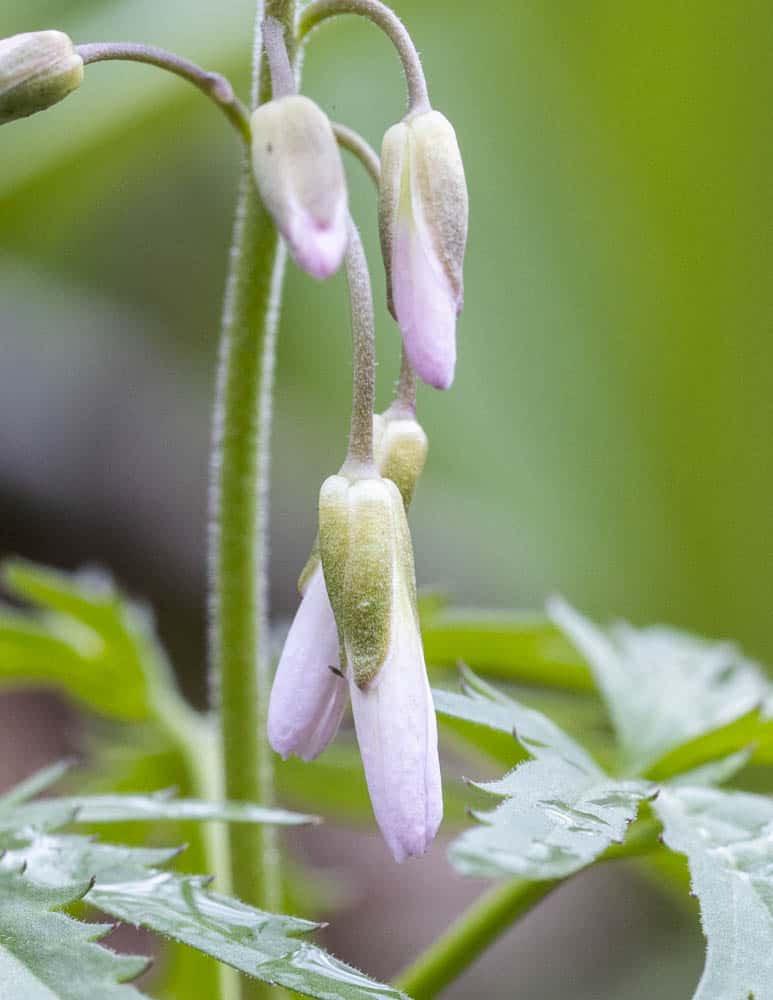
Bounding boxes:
435 670 653 879
0 787 407 1000
655 785 773 999
0 867 147 999
0 561 176 721
550 598 770 775
422 610 593 690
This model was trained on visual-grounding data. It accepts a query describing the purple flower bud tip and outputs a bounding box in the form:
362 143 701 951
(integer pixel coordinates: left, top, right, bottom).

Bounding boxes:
287 204 348 281
268 565 348 762
392 218 458 390
348 584 443 863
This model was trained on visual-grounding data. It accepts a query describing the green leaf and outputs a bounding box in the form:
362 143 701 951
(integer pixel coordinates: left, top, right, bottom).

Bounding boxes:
435 669 653 879
0 867 147 999
0 775 407 1000
422 610 593 691
0 561 175 721
550 598 770 775
6 790 315 829
669 749 753 788
655 785 773 1000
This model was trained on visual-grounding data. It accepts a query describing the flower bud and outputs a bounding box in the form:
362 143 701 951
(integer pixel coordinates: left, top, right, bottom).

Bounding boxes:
377 412 428 509
0 31 83 125
319 475 399 688
379 110 468 390
251 94 348 279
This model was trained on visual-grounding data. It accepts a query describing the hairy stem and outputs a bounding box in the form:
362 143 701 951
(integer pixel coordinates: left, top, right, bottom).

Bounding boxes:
209 3 296 999
76 42 250 142
343 218 377 471
390 346 417 416
298 0 430 113
395 879 557 999
332 121 381 184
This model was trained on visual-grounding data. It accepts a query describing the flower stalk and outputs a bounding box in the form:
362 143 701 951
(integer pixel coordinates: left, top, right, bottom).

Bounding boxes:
208 5 296 1000
76 42 251 142
298 0 429 113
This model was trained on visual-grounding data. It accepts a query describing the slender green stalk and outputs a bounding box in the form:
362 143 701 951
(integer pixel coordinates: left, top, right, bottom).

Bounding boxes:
208 3 295 999
395 879 557 999
332 121 381 184
76 42 250 142
342 218 377 471
298 0 430 113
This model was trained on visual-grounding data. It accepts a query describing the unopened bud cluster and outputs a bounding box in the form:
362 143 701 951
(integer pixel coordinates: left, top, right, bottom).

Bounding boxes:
247 11 467 863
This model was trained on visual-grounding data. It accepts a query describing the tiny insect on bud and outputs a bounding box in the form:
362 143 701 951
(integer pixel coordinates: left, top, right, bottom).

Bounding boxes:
251 94 348 279
0 31 83 125
379 110 468 390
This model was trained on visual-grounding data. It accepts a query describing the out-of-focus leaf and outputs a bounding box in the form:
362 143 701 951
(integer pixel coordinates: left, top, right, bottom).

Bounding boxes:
668 749 753 788
435 669 653 879
656 785 773 1000
550 598 770 774
0 560 176 721
0 758 74 806
4 786 314 829
423 610 593 691
0 867 147 999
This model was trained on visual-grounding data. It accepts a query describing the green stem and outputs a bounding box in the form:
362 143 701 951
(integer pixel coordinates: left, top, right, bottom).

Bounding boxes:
298 0 430 113
332 121 381 184
395 879 557 999
208 3 296 999
76 42 250 142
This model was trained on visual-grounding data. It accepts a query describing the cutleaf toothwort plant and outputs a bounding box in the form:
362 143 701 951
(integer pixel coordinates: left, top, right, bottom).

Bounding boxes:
4 5 773 1000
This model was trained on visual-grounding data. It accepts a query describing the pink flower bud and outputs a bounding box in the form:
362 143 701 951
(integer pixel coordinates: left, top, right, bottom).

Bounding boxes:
267 564 348 761
379 110 468 389
251 95 348 279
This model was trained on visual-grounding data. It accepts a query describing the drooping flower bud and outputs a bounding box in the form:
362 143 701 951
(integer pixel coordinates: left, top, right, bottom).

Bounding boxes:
270 413 430 764
251 94 348 279
319 473 441 861
379 110 468 390
0 31 83 126
377 411 428 509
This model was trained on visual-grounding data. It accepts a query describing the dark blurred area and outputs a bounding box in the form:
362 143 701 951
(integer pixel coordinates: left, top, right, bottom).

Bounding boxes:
2 1 771 996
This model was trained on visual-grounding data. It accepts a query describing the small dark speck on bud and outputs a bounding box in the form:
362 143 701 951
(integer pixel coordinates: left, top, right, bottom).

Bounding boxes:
266 143 273 153
328 665 344 678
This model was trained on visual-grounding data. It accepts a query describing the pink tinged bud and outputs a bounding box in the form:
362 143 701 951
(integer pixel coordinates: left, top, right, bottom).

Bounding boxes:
251 95 348 279
267 564 348 761
379 110 468 390
348 572 442 863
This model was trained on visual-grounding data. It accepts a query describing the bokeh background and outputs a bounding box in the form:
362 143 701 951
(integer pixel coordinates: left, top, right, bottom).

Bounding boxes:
1 1 772 997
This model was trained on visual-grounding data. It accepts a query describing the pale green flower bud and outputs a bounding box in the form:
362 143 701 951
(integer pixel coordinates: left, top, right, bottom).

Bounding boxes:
379 110 468 389
377 413 428 509
0 31 83 125
251 94 348 279
319 475 415 689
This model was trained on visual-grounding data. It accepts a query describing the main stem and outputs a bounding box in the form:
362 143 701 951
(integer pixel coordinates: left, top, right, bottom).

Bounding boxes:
209 3 295 998
395 879 557 999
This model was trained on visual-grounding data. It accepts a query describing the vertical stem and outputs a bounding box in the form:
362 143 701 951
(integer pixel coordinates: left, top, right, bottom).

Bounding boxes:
391 345 417 416
208 2 295 998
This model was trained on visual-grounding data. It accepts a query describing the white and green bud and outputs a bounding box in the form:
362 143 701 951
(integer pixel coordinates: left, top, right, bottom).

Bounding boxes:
379 109 468 389
251 94 348 279
0 31 83 126
319 474 416 689
377 412 429 509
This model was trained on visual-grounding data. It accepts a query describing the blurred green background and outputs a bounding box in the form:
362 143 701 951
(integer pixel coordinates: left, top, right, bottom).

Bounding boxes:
1 1 771 998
